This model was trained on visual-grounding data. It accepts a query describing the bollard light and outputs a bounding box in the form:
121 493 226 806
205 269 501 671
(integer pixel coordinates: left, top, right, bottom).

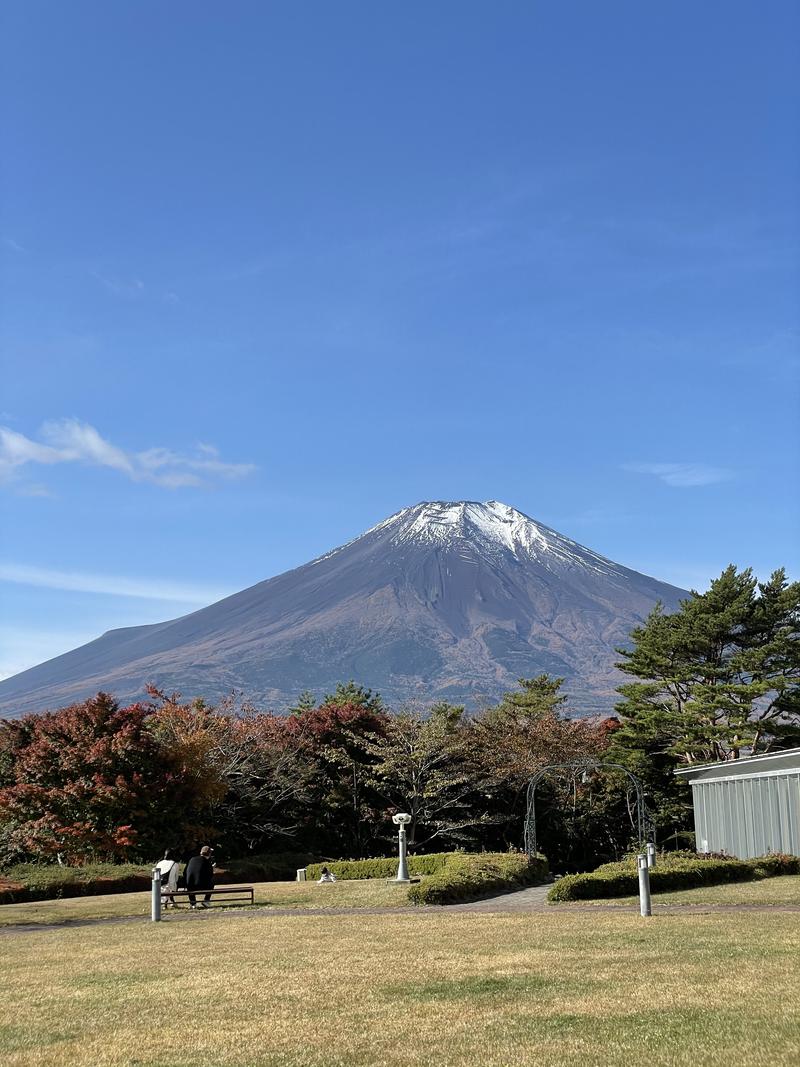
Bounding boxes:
646 842 656 868
392 812 412 882
637 853 652 917
151 867 162 923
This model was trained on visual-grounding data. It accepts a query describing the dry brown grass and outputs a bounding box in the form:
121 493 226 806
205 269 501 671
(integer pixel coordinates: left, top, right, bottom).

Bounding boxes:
0 879 412 926
575 874 800 908
0 909 798 1066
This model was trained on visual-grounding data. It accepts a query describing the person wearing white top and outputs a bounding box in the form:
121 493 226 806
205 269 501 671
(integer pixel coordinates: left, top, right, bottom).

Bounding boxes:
317 866 337 884
155 850 181 907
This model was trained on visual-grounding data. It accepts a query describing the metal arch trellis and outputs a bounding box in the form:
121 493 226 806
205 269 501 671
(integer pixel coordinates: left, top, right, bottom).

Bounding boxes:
524 760 654 858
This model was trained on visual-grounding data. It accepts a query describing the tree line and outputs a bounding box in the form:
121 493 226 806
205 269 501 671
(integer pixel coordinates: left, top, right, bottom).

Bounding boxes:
0 565 797 871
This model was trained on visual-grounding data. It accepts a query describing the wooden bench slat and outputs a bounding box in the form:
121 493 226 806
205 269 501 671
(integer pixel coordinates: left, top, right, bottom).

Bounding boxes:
170 887 253 894
164 885 255 904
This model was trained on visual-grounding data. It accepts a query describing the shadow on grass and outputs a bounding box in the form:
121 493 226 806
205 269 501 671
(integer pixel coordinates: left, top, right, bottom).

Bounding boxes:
386 972 592 1003
0 1024 80 1053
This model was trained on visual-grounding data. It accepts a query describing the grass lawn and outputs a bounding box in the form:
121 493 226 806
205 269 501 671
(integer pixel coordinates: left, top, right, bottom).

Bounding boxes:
0 879 412 926
570 874 800 908
0 909 798 1066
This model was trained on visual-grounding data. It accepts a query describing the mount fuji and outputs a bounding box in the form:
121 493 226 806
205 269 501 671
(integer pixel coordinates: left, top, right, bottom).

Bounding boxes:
0 501 687 717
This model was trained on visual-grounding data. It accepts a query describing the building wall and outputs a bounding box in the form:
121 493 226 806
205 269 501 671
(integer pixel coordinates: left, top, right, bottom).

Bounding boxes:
692 771 800 858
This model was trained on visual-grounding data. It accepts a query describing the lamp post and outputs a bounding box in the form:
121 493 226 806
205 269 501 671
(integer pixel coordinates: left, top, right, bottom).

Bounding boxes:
392 813 411 882
637 853 652 917
151 867 162 922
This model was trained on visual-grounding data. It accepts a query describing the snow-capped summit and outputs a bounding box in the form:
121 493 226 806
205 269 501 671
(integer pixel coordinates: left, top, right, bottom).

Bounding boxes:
321 500 626 579
374 500 554 555
374 500 622 570
0 500 687 717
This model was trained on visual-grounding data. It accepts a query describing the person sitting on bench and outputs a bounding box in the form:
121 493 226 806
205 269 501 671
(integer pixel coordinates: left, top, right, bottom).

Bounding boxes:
155 849 181 908
184 845 215 908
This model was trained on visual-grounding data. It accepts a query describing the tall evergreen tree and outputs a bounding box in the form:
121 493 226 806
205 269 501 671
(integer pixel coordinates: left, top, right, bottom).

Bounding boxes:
614 566 800 765
322 680 383 712
491 674 569 719
741 568 800 747
289 690 317 715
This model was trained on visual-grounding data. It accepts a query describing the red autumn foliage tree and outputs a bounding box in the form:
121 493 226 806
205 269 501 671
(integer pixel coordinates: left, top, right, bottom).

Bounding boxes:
0 692 202 863
282 700 387 750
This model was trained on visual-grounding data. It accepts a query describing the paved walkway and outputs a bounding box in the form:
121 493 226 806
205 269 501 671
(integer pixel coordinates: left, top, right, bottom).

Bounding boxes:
449 884 552 910
448 883 800 914
2 883 799 936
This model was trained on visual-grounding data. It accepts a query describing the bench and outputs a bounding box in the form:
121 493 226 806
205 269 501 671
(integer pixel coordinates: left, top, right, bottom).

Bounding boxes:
165 885 255 907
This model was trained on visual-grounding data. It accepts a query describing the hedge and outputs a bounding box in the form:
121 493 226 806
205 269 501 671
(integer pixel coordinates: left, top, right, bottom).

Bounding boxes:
0 851 317 905
0 863 153 905
305 853 453 882
547 851 800 902
304 852 550 903
408 852 549 906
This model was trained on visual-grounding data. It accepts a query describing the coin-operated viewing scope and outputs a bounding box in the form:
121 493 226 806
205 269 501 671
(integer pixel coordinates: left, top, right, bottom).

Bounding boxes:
391 813 411 881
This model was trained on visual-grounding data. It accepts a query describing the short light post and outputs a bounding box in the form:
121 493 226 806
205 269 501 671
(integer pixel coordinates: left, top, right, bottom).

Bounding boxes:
646 841 656 868
637 853 652 917
392 812 411 882
151 867 162 923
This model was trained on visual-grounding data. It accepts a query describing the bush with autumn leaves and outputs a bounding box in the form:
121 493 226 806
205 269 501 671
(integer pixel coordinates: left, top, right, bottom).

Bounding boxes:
0 677 621 869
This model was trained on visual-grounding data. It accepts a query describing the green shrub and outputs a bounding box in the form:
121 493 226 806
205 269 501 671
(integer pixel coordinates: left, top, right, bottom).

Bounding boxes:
0 852 323 905
746 853 800 878
305 852 454 882
0 863 152 904
408 852 549 906
0 851 326 903
547 851 800 902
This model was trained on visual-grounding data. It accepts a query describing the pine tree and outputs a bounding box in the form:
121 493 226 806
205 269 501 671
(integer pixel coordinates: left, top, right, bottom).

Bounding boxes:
493 675 569 719
614 566 800 765
289 690 317 716
322 680 383 712
428 701 466 727
741 568 800 748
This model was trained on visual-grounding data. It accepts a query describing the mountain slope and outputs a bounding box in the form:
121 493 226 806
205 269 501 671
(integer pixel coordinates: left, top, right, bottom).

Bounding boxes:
0 501 687 716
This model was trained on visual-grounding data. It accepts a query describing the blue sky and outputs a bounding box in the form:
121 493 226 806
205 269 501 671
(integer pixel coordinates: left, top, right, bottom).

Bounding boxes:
1 1 798 679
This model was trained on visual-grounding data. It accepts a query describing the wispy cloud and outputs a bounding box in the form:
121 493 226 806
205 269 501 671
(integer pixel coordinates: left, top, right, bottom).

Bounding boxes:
3 237 28 254
91 271 145 298
91 271 179 304
16 483 57 499
623 462 734 488
0 419 256 490
0 562 231 605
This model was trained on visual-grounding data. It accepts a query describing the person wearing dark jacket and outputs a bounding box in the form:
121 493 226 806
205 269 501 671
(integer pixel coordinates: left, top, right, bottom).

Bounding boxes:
184 845 215 909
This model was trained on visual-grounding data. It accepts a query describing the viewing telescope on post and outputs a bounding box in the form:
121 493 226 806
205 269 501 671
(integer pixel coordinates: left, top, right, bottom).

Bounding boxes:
392 812 411 882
